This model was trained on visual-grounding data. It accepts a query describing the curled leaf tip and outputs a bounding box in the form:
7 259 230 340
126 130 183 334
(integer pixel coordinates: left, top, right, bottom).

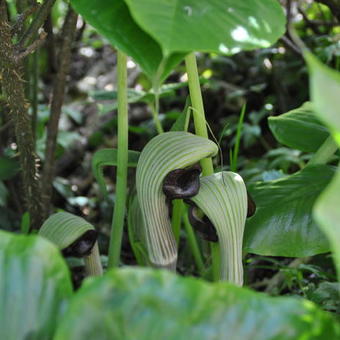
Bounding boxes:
136 131 218 270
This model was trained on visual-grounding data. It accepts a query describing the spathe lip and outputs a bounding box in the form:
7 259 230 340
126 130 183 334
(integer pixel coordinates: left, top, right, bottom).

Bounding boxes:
62 229 98 258
163 164 202 200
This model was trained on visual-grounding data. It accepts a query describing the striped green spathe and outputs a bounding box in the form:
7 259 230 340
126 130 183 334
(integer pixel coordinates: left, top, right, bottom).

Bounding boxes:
136 131 218 269
39 212 94 250
191 172 247 285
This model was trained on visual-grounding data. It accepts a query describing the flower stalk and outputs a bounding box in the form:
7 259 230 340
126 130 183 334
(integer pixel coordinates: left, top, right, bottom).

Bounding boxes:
108 50 129 268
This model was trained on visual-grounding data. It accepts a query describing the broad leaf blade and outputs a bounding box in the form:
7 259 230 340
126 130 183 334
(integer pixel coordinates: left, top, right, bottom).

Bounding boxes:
0 231 73 339
55 268 340 340
71 0 161 78
305 53 340 279
268 102 329 152
244 165 334 257
70 0 185 81
125 0 286 55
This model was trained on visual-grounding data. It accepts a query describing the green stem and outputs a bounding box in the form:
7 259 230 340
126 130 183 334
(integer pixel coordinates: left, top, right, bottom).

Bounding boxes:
171 199 183 244
185 52 219 281
231 104 246 172
308 135 338 165
185 53 214 176
84 242 103 276
151 94 164 134
183 212 205 275
108 51 129 268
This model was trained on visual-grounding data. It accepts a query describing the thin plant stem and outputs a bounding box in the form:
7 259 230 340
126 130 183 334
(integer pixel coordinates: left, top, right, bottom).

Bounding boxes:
183 212 205 275
171 199 183 244
108 50 129 268
308 135 338 165
185 53 214 176
185 52 219 281
150 94 164 134
231 104 246 172
84 242 103 276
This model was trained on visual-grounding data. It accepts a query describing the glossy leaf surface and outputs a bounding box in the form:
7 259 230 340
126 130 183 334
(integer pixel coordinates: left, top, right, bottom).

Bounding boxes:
244 165 334 256
268 102 329 152
71 0 184 81
55 267 340 340
125 0 286 55
71 0 285 81
0 231 72 340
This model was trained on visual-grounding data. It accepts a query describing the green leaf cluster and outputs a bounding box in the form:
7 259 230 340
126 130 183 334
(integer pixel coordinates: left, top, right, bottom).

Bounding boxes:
1 232 339 339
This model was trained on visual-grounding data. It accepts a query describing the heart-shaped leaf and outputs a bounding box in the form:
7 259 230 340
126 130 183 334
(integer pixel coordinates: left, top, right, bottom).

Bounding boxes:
55 267 340 340
244 165 334 257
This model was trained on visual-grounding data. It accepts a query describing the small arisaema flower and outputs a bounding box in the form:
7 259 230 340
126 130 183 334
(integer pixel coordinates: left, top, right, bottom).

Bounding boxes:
190 172 248 285
39 212 103 276
136 131 218 270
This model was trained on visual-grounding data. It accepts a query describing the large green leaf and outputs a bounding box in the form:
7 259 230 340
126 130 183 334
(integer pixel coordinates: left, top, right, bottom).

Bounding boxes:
244 165 334 257
125 0 286 55
268 102 329 153
0 231 73 340
305 53 340 280
55 268 339 339
70 0 185 81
